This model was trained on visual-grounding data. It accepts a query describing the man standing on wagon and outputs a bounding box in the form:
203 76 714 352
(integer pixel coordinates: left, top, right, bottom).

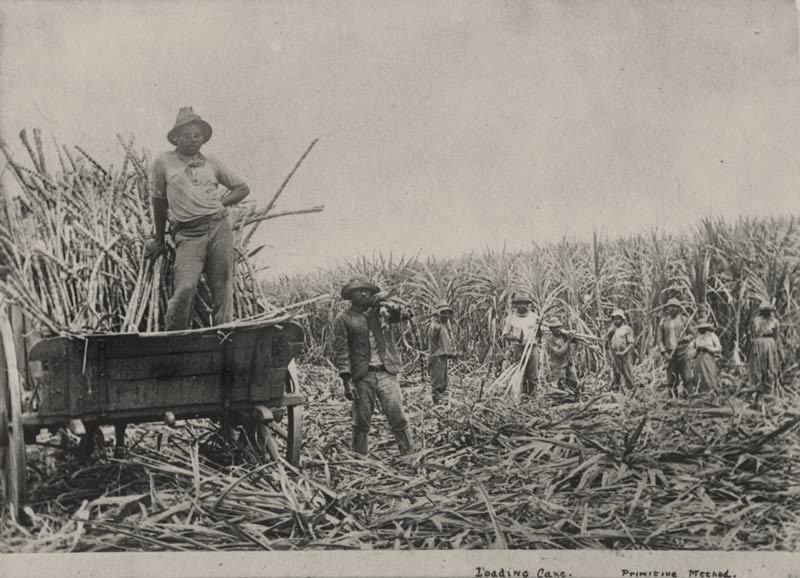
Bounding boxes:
332 276 416 456
147 106 250 330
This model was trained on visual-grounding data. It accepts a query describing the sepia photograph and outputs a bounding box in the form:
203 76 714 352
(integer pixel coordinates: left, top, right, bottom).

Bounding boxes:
1 1 800 576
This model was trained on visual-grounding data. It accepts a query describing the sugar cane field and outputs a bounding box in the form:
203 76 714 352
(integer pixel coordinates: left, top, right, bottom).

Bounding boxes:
1 133 800 552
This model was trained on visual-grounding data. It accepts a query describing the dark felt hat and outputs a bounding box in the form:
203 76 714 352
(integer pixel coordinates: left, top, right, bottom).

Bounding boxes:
341 276 380 300
167 106 213 146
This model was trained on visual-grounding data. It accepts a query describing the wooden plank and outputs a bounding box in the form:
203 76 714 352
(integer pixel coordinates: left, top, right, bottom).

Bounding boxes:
25 393 306 428
105 373 285 411
105 374 222 410
100 325 281 359
103 333 225 359
106 351 225 381
105 369 285 409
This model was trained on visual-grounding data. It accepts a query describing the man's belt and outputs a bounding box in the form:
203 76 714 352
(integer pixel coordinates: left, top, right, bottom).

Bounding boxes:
172 209 227 233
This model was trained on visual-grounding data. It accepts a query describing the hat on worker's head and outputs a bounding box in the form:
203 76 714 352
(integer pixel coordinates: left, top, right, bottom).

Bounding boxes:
695 319 714 331
167 106 213 146
433 299 453 315
341 276 380 300
547 318 563 328
666 298 682 308
511 293 532 305
759 300 775 312
611 308 625 320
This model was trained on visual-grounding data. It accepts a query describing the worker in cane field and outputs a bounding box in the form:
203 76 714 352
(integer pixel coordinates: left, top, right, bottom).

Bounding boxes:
332 276 415 456
749 301 781 395
689 320 721 394
656 298 694 394
147 106 250 330
545 318 580 400
605 309 635 390
501 295 541 396
427 300 456 405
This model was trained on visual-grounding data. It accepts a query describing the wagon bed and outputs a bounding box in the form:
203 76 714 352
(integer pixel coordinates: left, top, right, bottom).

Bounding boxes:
0 308 306 513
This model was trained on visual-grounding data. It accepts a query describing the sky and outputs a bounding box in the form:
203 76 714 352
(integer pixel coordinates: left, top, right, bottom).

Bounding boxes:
1 0 798 278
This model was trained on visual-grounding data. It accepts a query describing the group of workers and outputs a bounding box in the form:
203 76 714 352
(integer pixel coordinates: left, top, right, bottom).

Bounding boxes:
147 108 783 460
507 296 781 397
330 277 783 457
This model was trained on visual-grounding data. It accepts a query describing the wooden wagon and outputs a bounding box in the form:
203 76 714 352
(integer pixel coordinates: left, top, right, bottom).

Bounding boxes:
0 306 305 513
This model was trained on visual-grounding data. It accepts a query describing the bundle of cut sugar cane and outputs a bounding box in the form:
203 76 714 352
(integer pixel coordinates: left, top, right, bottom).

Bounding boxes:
486 334 538 401
0 130 324 336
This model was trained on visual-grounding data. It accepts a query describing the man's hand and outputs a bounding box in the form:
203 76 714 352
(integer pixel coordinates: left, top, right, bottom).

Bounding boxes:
370 290 390 307
616 345 632 356
341 376 357 401
145 239 167 259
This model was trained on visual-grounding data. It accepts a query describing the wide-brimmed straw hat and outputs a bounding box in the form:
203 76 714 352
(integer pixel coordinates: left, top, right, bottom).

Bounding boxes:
341 276 380 300
666 298 681 308
433 300 453 314
547 318 563 328
511 294 532 305
696 320 714 331
759 300 774 312
611 309 625 319
167 106 213 146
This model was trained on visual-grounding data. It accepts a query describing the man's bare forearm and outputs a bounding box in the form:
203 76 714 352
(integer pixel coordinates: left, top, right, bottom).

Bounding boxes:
222 184 250 207
152 198 168 243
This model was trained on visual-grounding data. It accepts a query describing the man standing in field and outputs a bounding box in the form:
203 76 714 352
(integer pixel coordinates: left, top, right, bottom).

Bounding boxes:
545 318 580 400
606 309 635 390
501 295 541 395
428 300 456 405
332 276 415 456
656 298 693 395
147 107 250 330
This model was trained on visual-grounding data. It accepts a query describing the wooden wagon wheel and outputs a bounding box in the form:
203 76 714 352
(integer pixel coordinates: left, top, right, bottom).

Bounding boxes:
247 360 303 467
0 308 27 513
276 359 303 467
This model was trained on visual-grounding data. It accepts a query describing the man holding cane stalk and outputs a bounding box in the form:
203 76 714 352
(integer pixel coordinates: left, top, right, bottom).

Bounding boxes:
332 276 415 457
501 295 541 396
656 298 696 397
